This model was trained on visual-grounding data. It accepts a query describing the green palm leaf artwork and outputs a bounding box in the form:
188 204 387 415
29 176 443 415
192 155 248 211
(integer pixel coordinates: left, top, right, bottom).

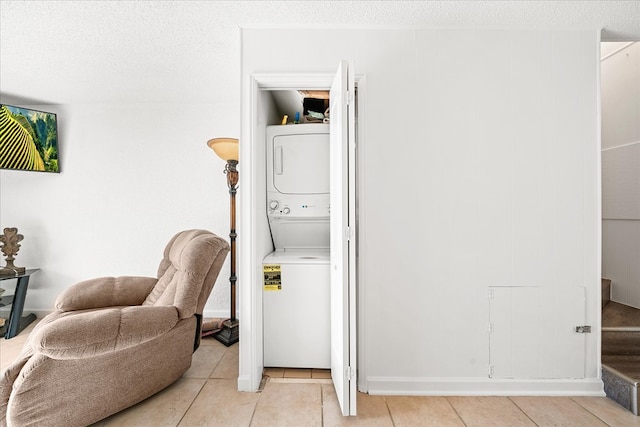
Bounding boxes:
0 105 58 172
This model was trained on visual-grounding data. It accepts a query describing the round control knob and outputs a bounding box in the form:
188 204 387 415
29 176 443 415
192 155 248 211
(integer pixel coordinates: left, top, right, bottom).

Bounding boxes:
269 200 279 210
283 207 291 214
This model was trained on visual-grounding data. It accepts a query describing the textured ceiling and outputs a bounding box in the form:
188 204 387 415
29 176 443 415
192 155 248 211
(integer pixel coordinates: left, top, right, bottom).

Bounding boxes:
1 1 638 105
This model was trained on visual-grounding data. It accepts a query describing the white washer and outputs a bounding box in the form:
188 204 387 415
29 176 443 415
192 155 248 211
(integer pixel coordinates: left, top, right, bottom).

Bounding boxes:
263 249 330 368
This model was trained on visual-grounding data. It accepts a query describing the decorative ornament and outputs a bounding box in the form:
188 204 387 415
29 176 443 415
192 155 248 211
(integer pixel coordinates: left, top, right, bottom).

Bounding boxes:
0 227 26 275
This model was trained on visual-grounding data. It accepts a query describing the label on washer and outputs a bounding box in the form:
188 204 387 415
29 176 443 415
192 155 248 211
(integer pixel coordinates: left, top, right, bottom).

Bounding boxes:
263 264 282 291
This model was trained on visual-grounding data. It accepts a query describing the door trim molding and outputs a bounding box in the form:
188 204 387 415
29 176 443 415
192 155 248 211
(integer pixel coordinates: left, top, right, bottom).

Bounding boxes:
239 72 367 392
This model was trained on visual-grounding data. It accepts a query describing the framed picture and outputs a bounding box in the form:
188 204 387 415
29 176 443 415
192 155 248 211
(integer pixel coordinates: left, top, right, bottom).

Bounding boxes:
0 104 59 173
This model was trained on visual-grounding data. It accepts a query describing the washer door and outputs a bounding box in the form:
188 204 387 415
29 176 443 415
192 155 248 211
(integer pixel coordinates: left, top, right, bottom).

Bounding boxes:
263 261 331 369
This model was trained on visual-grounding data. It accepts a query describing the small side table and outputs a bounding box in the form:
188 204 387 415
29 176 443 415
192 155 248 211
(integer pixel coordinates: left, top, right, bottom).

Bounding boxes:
0 269 39 339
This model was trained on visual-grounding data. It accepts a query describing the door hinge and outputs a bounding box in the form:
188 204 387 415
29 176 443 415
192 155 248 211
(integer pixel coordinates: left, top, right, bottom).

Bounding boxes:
346 90 354 106
575 325 592 333
345 366 355 380
488 288 494 299
488 365 494 378
487 323 494 334
345 226 352 241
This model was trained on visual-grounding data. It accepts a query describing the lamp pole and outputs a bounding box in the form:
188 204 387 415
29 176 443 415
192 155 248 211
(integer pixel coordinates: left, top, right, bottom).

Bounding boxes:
224 161 239 321
207 138 240 347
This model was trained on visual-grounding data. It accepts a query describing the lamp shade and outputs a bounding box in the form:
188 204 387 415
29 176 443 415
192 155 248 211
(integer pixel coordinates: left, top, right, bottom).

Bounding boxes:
207 138 239 162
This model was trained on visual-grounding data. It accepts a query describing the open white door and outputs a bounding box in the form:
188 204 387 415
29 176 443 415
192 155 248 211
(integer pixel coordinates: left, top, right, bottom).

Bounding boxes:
330 60 357 416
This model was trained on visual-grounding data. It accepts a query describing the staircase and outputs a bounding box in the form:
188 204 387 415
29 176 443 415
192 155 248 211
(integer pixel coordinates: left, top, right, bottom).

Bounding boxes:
602 278 640 415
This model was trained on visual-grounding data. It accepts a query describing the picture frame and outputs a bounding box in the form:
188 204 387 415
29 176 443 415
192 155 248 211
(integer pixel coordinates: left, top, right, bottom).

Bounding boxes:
0 104 59 173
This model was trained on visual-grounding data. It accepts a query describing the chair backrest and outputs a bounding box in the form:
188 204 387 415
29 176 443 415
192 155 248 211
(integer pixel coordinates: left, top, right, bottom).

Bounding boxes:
142 229 229 318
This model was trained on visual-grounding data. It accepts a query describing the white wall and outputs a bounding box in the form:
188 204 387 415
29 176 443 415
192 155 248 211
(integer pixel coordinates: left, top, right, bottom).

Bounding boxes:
601 42 640 308
0 0 631 332
241 28 601 395
0 102 238 318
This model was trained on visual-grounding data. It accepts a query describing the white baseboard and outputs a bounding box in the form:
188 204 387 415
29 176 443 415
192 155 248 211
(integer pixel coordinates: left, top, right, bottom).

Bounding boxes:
202 309 231 319
365 377 605 396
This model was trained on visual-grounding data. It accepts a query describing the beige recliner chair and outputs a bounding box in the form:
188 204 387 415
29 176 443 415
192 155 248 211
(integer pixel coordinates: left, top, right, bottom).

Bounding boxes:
0 229 229 427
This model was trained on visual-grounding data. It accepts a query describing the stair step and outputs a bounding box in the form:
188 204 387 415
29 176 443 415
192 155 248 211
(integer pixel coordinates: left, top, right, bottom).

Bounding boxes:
603 355 640 382
602 328 640 356
601 281 640 415
602 362 639 415
603 301 640 328
602 301 640 356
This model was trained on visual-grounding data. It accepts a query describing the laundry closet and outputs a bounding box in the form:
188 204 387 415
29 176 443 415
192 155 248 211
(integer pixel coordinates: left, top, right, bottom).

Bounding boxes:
262 92 332 369
244 63 358 416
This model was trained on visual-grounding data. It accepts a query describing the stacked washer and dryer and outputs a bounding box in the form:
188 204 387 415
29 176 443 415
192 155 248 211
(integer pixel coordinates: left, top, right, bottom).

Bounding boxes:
263 123 331 369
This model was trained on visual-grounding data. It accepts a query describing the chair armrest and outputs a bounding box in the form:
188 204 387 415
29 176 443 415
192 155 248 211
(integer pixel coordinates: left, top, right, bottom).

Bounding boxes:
33 305 179 359
55 276 158 311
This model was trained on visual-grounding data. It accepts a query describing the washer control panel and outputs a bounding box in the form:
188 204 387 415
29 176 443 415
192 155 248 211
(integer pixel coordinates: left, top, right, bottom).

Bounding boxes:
267 193 329 218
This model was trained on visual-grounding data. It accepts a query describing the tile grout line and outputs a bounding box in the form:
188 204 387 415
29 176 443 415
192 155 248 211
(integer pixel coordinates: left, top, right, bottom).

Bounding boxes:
206 342 228 379
177 342 232 426
247 376 267 427
175 379 207 427
320 382 325 427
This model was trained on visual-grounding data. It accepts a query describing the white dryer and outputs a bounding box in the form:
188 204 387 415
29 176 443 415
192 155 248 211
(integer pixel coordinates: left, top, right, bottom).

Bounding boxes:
263 123 331 369
266 123 330 249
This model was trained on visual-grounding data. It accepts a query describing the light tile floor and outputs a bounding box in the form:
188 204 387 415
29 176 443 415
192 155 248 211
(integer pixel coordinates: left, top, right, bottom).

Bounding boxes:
2 320 640 426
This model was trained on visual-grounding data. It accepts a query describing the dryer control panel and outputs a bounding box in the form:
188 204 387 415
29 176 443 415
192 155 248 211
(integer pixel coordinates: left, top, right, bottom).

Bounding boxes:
267 193 329 218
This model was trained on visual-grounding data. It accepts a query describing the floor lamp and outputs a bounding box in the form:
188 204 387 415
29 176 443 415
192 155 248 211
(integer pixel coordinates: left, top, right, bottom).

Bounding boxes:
207 137 239 346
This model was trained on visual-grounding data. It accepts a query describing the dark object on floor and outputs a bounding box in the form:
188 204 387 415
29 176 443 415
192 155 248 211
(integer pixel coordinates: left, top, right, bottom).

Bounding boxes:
201 317 226 337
